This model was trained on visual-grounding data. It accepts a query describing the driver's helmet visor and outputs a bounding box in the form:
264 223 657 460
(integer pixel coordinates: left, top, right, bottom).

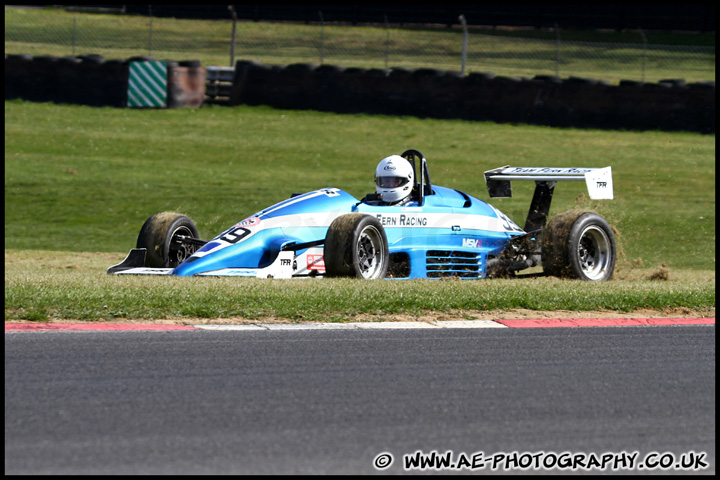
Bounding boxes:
376 176 410 188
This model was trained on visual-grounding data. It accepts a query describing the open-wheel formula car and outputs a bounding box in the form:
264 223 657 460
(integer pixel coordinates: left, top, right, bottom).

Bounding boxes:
108 149 616 281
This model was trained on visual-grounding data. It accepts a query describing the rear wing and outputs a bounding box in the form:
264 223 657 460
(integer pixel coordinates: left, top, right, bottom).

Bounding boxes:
484 166 613 200
483 166 613 232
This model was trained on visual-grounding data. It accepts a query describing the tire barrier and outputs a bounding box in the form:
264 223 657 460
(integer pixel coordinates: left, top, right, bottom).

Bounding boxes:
227 60 714 134
4 55 714 132
168 60 206 109
205 66 235 105
5 54 205 108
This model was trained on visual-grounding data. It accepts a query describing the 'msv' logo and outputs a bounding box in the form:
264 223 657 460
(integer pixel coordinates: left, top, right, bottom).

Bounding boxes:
462 238 482 249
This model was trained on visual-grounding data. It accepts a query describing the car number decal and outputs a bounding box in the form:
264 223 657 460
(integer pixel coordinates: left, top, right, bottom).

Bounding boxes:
219 226 252 244
489 205 523 233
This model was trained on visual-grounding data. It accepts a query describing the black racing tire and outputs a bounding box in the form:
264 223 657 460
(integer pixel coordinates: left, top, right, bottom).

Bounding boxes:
126 56 156 63
324 214 389 279
136 212 200 268
541 211 616 281
78 54 105 64
34 55 59 63
179 60 202 68
59 56 82 65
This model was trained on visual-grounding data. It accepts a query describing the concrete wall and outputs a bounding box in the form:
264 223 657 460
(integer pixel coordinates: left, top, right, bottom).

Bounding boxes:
229 60 715 133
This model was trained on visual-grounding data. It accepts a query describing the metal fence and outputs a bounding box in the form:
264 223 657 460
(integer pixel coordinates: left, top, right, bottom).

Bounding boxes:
4 7 715 85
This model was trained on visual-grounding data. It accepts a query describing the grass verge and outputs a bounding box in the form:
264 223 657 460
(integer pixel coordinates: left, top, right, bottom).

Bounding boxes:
5 250 715 323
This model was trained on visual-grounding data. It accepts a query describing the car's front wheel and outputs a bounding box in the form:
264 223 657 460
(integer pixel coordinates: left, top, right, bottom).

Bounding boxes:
541 211 616 281
324 213 389 279
136 212 200 268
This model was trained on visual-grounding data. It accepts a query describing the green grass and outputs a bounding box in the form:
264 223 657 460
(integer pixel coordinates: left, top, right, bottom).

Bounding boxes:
4 100 716 321
4 7 715 84
4 250 715 322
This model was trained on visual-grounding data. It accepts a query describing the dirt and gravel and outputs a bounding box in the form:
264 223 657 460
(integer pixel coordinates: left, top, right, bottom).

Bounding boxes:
5 307 714 326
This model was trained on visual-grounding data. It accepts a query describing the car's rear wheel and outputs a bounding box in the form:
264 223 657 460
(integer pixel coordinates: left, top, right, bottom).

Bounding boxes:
136 212 200 268
324 214 389 279
541 211 616 281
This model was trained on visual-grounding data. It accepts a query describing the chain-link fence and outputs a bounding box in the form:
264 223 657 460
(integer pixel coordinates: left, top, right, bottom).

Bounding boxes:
5 7 715 85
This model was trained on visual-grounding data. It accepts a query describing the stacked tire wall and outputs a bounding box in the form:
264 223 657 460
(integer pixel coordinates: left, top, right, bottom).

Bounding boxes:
229 61 715 134
6 54 129 107
5 54 715 133
5 54 206 108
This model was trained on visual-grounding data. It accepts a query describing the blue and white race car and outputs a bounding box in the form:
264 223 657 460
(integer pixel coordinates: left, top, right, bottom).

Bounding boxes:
109 149 616 281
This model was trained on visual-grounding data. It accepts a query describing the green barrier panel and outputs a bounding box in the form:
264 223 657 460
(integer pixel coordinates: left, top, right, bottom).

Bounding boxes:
127 61 167 107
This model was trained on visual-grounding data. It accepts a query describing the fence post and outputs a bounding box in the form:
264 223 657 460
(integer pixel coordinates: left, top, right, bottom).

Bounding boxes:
639 28 647 82
148 5 153 56
319 11 325 65
72 16 77 56
384 14 390 69
228 5 238 67
554 23 560 76
459 14 468 75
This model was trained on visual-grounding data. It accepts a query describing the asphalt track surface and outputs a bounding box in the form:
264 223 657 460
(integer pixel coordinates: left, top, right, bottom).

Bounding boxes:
5 324 715 474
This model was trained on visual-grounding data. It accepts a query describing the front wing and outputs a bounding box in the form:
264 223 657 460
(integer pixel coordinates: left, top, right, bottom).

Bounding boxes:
109 247 325 278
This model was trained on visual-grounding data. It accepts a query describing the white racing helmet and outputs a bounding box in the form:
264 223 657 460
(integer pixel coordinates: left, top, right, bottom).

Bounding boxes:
375 155 414 203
